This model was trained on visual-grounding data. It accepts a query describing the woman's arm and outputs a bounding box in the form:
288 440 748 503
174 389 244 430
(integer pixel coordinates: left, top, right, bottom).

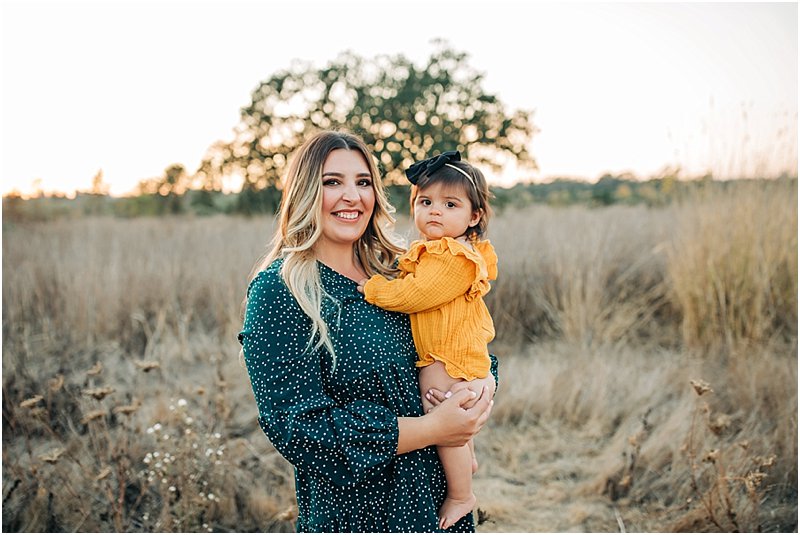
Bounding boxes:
396 387 493 454
240 269 400 486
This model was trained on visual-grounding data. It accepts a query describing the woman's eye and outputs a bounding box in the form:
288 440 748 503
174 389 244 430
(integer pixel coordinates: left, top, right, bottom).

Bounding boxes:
323 179 339 186
358 179 372 187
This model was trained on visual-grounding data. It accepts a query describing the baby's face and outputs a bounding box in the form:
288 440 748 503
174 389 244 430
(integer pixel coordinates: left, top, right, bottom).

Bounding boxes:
413 182 480 240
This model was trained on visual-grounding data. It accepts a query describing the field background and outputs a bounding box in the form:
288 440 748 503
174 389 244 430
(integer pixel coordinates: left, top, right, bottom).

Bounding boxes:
2 179 797 532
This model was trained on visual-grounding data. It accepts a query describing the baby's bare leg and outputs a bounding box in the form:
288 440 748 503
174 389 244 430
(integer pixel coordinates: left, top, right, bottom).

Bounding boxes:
418 361 477 529
469 438 478 474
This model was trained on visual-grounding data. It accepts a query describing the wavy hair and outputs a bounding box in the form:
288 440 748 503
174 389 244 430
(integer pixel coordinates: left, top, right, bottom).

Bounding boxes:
250 130 403 360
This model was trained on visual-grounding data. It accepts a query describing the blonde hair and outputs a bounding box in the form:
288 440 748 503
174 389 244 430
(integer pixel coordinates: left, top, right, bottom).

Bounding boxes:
250 130 403 360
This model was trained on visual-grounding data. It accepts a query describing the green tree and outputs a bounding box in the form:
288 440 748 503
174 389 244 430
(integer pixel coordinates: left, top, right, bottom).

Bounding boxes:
161 164 188 214
202 42 538 190
133 164 190 214
82 169 111 215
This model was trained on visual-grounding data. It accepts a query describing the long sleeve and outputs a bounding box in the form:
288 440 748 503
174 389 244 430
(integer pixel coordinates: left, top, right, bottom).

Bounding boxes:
364 250 475 314
239 268 399 487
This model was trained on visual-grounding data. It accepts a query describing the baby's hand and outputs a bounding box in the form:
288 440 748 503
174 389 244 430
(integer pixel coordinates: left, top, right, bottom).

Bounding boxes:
356 278 368 294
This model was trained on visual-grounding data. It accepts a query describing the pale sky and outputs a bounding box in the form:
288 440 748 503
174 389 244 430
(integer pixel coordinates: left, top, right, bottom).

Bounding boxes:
2 1 797 196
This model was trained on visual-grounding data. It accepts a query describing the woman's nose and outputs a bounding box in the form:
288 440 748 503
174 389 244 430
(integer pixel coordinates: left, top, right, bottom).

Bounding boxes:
341 182 358 201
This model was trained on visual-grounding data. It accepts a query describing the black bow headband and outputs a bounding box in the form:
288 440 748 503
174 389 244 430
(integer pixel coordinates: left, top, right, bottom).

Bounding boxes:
405 150 463 185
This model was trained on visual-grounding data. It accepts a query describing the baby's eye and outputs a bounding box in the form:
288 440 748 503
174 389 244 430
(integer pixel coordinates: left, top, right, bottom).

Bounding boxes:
446 202 457 208
420 199 432 206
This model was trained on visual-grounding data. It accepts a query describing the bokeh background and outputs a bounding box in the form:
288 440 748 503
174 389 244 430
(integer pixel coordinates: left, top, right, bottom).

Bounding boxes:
2 1 797 532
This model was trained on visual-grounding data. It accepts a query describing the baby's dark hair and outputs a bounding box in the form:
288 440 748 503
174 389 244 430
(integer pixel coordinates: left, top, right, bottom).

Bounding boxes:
409 159 493 239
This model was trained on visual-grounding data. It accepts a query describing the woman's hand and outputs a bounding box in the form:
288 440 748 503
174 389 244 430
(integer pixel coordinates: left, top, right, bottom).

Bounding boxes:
425 374 496 410
356 278 368 294
396 386 494 454
424 387 493 447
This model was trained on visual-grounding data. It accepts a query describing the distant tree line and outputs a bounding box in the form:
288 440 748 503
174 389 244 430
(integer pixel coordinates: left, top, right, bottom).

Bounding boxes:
6 175 797 223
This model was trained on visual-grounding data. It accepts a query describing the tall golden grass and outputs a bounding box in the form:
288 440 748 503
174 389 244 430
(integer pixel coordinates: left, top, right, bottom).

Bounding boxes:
2 179 797 531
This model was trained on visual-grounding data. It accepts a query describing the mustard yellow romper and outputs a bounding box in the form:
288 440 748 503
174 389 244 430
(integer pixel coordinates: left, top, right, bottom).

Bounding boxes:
363 237 498 381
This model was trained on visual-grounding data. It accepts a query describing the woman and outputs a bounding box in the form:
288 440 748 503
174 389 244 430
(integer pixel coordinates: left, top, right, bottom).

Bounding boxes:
239 130 497 532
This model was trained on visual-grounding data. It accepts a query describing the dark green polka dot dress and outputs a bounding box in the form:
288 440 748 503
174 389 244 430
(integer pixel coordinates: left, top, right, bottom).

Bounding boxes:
239 259 498 533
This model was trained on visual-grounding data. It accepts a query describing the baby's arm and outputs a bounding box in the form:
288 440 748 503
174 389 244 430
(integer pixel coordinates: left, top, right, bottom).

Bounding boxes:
362 253 474 313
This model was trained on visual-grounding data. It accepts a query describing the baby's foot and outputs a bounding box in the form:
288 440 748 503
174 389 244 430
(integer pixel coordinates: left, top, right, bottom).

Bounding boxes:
438 493 477 530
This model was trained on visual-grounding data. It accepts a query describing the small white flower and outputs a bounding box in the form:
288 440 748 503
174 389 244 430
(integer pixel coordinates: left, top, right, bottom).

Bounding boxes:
146 427 154 434
207 493 215 500
178 399 187 407
162 434 170 441
153 452 160 458
161 478 167 484
213 433 221 439
169 486 176 492
185 417 193 425
153 423 162 431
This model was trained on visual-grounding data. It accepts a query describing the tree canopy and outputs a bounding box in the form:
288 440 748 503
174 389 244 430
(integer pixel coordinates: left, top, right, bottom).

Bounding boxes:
199 42 538 189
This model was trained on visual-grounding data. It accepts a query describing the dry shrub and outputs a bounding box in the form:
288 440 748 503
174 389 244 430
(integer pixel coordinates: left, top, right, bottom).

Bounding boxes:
2 215 274 357
2 338 298 532
2 214 298 532
487 204 676 348
666 179 798 351
485 343 796 532
487 179 797 352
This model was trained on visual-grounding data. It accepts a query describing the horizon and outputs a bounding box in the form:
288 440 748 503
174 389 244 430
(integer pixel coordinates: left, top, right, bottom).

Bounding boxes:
6 172 795 202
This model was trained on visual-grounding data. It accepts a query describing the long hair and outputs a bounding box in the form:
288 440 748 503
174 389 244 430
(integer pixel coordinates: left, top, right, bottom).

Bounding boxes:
250 130 403 360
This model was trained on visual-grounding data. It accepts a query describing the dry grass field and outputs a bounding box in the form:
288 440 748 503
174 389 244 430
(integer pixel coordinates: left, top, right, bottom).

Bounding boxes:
2 179 797 532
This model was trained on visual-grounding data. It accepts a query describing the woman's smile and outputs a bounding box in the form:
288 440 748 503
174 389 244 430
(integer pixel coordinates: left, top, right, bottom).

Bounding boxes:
332 210 362 221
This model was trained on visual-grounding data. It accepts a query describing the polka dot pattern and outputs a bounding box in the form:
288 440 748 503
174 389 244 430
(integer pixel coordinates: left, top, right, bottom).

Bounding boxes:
239 259 496 532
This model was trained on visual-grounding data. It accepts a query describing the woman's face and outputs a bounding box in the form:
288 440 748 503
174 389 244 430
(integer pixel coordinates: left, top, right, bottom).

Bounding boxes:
318 149 376 249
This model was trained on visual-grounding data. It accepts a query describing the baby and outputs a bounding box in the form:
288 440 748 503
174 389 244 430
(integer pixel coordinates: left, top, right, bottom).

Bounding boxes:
359 151 497 529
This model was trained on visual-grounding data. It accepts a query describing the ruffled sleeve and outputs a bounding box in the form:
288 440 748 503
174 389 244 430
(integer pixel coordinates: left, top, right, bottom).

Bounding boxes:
475 240 498 281
239 265 399 487
363 238 480 313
